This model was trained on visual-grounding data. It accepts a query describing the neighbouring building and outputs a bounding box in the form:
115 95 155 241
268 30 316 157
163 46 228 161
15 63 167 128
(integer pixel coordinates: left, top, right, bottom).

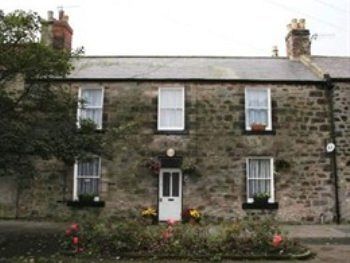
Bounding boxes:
1 13 350 223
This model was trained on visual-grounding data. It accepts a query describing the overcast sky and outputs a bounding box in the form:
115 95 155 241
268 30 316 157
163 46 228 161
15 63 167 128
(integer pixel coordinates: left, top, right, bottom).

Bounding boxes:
2 0 350 57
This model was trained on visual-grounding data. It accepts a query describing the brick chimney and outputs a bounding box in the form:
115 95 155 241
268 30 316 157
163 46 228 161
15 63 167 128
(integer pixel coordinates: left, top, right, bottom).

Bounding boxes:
285 18 311 59
41 10 73 51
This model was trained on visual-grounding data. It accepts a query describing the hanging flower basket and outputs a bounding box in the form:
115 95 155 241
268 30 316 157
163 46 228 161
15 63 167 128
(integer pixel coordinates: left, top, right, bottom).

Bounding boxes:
144 158 161 175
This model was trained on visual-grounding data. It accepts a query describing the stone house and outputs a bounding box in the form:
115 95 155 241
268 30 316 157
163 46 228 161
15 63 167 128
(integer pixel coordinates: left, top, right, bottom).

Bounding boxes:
1 12 350 223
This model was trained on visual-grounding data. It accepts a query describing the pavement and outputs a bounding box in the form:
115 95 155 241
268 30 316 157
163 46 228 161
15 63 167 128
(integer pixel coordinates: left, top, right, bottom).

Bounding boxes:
282 224 350 244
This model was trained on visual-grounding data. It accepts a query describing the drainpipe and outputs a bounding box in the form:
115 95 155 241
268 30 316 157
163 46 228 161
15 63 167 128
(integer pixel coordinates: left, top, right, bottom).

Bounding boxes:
324 74 341 224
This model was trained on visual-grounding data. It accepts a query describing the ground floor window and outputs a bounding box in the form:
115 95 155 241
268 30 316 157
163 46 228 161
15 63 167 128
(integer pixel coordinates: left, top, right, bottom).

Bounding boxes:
246 157 274 203
73 157 101 200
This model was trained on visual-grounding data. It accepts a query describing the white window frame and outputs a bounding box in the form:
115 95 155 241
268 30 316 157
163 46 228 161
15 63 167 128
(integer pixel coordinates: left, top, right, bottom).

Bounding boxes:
73 157 102 201
245 87 272 131
246 157 274 203
77 86 104 130
157 87 185 131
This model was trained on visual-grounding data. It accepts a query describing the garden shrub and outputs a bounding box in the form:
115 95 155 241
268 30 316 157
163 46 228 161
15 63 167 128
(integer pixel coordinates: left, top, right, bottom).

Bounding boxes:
67 215 305 260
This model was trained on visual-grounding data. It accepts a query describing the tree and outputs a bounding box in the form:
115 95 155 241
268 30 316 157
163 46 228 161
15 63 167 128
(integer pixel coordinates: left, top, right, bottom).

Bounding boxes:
0 10 102 206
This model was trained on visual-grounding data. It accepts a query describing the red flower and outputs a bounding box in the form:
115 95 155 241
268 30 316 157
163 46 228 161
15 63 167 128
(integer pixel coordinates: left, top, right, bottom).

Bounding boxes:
273 234 283 247
72 236 79 245
71 223 79 231
65 228 72 236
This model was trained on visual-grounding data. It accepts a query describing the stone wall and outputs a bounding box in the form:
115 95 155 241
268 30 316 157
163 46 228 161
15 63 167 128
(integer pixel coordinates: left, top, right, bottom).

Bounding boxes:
333 82 350 222
1 81 336 223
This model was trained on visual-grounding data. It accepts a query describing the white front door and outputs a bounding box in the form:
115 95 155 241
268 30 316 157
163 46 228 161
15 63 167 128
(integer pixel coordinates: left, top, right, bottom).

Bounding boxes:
158 169 182 221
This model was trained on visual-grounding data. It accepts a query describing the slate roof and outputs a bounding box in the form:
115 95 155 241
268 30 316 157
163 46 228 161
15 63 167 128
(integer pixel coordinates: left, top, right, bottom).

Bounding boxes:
311 56 350 79
68 56 320 81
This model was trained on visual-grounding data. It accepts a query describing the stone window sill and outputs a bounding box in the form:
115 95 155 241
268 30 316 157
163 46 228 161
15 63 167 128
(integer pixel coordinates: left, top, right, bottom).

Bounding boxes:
242 202 279 210
243 130 276 135
155 130 189 135
67 200 105 208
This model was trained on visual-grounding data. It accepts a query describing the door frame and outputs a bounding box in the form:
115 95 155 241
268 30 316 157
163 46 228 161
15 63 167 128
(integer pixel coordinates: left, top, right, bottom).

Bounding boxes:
157 168 183 222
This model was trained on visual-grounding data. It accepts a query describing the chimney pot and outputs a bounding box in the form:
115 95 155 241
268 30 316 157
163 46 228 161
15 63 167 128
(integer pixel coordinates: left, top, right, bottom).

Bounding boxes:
59 10 64 20
298 18 306 29
291 18 298 29
47 10 54 21
272 46 279 57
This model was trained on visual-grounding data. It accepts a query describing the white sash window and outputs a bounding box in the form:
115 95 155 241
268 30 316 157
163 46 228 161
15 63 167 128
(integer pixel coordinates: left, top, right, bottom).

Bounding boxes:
246 157 274 203
73 157 101 200
158 87 185 131
78 87 104 129
245 87 272 130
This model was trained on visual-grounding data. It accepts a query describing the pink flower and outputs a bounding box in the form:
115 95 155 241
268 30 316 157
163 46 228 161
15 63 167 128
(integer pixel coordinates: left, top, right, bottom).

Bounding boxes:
273 234 283 247
71 223 79 231
167 219 176 226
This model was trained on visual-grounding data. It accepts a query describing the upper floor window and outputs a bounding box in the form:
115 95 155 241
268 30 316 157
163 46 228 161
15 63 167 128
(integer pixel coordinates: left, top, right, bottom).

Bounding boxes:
245 87 272 131
246 157 274 203
158 87 185 131
78 87 104 129
73 157 101 200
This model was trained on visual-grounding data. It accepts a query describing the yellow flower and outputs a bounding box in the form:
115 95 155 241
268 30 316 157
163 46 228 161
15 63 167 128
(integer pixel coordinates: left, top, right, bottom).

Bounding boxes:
141 207 157 217
189 209 200 219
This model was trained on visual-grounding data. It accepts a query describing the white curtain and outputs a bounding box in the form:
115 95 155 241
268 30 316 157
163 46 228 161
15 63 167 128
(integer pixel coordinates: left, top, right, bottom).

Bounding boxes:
78 158 100 177
159 89 184 128
81 89 102 107
247 89 268 125
248 159 271 198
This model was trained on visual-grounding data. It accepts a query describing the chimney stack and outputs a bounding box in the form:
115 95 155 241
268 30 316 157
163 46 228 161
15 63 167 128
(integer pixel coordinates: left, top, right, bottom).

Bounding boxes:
41 10 73 51
285 18 310 59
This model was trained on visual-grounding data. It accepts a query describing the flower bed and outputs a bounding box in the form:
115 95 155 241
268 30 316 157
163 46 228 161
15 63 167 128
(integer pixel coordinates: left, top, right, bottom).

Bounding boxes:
62 216 311 261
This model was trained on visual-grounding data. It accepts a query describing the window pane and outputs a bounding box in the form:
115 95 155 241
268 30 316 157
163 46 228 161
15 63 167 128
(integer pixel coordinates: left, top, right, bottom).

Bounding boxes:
160 109 183 129
247 89 268 107
78 178 99 195
160 109 175 128
248 179 271 198
81 109 102 127
78 158 100 177
172 172 180 197
163 172 171 197
260 160 271 179
248 159 259 178
160 89 182 108
81 89 102 107
248 109 268 125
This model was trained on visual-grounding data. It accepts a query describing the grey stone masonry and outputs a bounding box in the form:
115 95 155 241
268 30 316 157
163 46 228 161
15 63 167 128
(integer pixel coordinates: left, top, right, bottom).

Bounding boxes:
0 81 337 223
